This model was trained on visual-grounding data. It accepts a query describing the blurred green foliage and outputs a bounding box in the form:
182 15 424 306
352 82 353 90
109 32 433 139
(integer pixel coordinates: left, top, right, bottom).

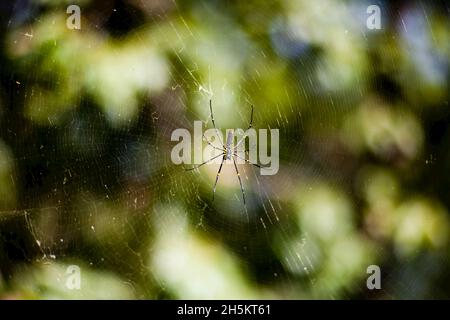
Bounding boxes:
0 0 449 299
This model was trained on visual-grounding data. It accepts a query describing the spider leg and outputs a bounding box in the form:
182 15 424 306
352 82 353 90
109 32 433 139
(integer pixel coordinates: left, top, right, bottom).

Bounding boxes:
233 152 266 169
203 133 224 152
232 156 246 205
210 100 225 149
248 105 254 130
234 105 254 150
184 153 224 171
212 156 225 202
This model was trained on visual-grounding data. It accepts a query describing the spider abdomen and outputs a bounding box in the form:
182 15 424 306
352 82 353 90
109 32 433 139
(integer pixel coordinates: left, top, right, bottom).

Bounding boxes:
225 131 234 159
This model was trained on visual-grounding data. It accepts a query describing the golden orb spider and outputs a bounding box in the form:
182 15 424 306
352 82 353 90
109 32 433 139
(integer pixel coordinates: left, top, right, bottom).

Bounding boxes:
185 100 265 205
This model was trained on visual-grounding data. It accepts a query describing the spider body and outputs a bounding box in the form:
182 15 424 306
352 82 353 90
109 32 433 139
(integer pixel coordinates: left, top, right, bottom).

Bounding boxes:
225 131 234 160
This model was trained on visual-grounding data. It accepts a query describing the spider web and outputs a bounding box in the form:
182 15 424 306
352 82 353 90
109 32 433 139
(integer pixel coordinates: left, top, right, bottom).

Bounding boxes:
0 0 449 300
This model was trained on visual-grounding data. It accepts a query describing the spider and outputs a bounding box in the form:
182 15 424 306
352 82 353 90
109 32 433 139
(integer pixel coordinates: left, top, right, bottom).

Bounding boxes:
185 100 264 205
